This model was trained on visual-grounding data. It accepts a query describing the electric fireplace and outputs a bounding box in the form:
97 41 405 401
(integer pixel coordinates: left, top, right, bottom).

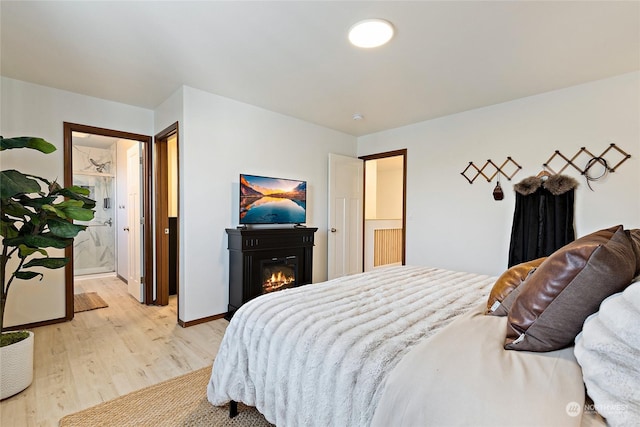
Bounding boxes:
261 257 297 293
226 227 317 319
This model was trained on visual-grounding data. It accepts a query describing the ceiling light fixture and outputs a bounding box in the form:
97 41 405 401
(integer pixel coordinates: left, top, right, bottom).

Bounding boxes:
348 19 394 48
352 113 364 121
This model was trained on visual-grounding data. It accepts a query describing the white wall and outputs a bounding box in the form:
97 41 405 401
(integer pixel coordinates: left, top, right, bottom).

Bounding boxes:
1 78 356 327
168 134 178 217
157 86 357 322
6 71 637 326
376 166 403 219
0 77 153 327
365 158 403 220
358 72 640 277
364 161 378 219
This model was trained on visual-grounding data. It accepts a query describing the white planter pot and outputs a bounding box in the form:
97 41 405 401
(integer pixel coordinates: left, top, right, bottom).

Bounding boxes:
0 331 34 400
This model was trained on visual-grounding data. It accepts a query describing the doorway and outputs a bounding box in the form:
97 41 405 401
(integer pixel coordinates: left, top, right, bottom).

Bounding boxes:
327 149 407 280
361 150 407 271
154 122 179 308
63 123 153 319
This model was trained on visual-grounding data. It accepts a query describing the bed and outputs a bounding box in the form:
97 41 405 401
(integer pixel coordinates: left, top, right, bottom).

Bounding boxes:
207 265 496 425
207 226 640 427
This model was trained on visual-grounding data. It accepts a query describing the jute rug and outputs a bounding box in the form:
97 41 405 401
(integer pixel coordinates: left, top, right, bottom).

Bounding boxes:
74 292 109 313
59 366 273 427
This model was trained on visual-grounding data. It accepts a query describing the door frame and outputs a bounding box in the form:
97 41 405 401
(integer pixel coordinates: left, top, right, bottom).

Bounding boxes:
154 122 179 308
359 149 408 269
63 122 153 319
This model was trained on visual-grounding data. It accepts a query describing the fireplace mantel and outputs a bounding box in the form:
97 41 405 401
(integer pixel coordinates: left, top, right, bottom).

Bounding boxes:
225 227 317 319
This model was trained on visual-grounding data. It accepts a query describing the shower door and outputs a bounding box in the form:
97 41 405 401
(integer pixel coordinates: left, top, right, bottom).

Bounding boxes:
72 143 116 276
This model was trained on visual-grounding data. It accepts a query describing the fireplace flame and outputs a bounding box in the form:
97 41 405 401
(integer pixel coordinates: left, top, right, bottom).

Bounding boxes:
263 270 295 293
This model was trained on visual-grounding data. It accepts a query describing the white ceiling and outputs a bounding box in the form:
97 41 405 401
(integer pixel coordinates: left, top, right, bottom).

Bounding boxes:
2 1 638 137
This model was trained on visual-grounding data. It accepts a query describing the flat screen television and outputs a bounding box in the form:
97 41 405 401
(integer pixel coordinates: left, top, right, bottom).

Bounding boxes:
239 174 307 225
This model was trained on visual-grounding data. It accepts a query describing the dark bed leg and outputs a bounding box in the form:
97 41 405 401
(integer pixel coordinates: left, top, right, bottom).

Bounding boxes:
229 400 238 418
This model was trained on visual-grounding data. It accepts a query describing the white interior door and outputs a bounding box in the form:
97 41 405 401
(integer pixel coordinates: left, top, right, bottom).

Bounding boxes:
127 145 143 302
327 153 363 280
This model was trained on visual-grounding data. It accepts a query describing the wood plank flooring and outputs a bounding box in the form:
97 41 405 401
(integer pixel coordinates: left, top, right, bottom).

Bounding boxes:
0 275 228 426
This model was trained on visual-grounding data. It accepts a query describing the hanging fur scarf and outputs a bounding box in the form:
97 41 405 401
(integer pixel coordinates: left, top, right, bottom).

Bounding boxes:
514 174 578 196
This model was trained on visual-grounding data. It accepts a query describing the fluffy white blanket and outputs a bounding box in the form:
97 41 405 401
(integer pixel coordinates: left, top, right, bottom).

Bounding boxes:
207 265 495 426
574 279 640 426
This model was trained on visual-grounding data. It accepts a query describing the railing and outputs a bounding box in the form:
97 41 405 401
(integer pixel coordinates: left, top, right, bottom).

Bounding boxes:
365 219 403 271
374 228 403 267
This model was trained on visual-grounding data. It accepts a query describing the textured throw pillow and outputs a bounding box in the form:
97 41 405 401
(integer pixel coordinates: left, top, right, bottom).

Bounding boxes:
490 283 523 317
627 228 640 277
574 281 640 426
505 225 638 352
486 257 546 315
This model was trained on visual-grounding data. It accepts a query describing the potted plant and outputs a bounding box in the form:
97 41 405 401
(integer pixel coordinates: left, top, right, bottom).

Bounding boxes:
0 136 95 399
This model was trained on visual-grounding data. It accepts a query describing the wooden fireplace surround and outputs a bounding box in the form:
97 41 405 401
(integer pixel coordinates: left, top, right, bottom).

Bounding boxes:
225 227 317 319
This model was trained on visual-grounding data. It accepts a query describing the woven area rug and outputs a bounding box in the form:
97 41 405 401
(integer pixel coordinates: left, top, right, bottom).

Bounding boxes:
74 292 109 313
59 367 273 427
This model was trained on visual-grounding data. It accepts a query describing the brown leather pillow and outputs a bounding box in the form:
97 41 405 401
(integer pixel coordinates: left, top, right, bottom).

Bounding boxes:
486 257 546 315
505 225 638 352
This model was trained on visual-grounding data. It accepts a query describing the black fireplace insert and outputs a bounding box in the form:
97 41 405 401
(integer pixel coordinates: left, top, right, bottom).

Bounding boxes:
261 256 298 294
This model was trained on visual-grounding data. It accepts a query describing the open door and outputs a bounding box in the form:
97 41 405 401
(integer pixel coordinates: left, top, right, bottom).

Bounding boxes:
327 153 363 280
126 144 143 302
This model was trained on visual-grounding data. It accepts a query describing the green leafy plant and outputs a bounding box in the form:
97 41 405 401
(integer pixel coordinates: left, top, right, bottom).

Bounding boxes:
0 137 96 341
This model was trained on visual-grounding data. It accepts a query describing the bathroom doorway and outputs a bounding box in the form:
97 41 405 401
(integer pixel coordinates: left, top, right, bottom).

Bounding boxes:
63 123 153 319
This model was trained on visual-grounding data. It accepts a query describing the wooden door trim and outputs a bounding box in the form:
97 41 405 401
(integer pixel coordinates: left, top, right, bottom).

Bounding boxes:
154 122 179 308
359 149 408 269
141 138 153 304
154 139 169 305
63 122 153 318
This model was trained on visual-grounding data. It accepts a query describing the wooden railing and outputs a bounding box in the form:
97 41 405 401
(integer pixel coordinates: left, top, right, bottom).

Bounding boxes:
373 228 403 267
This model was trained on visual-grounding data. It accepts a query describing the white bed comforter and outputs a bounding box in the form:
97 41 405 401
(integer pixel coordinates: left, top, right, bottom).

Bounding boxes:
372 305 592 427
207 265 495 426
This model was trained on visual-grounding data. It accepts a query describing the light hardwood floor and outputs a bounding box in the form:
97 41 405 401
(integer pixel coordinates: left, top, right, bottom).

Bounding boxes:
0 275 228 426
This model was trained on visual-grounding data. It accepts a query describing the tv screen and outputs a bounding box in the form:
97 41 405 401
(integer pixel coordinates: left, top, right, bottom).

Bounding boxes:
239 174 307 225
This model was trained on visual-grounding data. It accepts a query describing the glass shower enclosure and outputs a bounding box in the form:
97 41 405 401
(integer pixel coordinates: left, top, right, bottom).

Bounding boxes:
72 143 116 276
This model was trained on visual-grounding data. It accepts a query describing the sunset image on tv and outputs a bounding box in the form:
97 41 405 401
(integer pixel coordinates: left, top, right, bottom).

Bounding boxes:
240 174 306 224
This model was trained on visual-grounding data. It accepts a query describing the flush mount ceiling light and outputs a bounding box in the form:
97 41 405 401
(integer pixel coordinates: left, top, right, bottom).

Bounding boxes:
348 19 394 48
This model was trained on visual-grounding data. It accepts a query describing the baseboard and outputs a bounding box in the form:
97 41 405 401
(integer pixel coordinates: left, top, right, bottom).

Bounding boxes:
2 315 67 332
178 312 227 328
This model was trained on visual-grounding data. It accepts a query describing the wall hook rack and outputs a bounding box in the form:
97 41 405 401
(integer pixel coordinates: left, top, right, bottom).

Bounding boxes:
461 157 522 184
542 143 631 175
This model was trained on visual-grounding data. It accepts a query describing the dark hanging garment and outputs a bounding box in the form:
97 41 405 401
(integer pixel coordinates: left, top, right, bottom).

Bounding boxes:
508 175 578 267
